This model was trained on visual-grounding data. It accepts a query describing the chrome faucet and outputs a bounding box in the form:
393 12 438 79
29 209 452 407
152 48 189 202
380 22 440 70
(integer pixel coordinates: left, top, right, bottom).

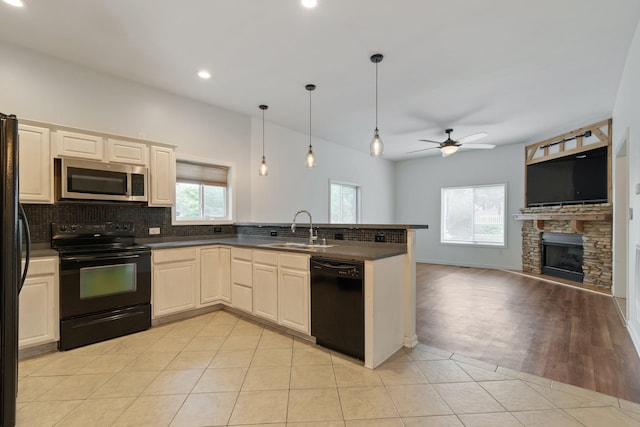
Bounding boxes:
291 210 317 244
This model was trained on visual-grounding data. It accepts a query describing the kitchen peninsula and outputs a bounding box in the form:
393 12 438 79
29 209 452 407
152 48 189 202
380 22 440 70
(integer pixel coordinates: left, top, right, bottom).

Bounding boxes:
141 223 427 369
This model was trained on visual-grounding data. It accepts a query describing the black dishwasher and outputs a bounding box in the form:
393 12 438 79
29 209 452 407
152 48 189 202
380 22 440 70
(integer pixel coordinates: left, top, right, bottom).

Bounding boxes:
311 257 364 361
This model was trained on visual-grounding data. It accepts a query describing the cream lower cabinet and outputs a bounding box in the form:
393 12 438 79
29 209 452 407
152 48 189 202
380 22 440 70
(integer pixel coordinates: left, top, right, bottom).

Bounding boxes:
200 246 231 304
152 248 198 318
252 251 278 322
278 254 310 334
19 257 59 349
231 248 253 313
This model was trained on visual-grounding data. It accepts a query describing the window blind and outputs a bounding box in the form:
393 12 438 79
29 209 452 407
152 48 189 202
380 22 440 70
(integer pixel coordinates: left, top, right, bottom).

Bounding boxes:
176 160 228 186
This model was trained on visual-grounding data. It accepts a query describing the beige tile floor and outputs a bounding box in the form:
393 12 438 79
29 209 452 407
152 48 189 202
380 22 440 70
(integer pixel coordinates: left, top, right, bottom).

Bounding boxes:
16 310 640 426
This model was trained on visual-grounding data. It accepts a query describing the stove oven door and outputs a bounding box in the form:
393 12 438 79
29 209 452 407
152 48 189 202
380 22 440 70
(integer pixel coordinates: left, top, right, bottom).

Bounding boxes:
59 250 151 319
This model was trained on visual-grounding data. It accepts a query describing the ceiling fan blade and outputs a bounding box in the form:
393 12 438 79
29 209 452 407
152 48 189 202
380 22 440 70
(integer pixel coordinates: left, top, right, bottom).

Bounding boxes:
405 147 439 155
461 143 496 149
459 132 488 143
418 139 442 144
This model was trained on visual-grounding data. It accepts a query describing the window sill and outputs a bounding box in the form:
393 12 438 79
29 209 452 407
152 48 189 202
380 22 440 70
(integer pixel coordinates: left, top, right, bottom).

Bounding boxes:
440 241 506 249
172 219 234 226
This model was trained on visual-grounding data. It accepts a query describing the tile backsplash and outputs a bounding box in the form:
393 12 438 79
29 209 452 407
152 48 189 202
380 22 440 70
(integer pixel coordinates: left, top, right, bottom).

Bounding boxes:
23 203 233 243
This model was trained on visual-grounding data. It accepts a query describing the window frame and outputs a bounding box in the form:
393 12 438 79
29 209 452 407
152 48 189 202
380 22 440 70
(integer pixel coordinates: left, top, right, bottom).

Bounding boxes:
171 155 236 226
329 179 362 224
440 182 507 248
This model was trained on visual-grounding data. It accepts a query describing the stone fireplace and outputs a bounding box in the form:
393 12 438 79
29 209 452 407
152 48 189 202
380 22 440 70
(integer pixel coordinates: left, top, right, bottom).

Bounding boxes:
517 203 613 292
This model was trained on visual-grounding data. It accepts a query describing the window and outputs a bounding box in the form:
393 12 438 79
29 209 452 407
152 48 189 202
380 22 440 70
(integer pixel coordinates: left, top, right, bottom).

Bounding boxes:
441 183 506 246
330 181 360 224
174 159 232 224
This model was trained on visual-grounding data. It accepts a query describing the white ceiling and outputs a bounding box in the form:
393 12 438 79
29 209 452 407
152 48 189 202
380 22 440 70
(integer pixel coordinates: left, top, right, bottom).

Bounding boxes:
1 0 639 160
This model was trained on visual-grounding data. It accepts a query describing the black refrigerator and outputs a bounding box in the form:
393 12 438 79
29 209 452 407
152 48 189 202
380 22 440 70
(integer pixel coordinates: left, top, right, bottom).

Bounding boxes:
0 113 30 427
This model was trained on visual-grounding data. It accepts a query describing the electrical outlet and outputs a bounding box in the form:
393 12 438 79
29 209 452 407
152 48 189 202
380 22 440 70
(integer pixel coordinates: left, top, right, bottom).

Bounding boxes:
149 227 160 235
214 226 222 233
270 231 278 237
334 233 344 240
375 233 386 242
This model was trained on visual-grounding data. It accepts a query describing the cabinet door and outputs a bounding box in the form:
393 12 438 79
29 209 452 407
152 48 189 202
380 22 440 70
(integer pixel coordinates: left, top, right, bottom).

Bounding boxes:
200 247 221 305
253 263 278 322
18 125 53 204
219 248 231 302
149 146 176 207
55 130 104 160
107 139 148 166
278 268 310 334
19 257 58 349
153 260 197 317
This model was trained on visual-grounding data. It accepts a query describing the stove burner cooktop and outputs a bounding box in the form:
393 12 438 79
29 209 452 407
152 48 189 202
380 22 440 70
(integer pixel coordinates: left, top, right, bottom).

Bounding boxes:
51 222 149 254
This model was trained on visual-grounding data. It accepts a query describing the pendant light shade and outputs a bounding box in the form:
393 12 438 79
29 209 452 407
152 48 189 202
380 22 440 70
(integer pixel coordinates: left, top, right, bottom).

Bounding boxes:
370 53 384 157
305 84 317 168
258 104 268 176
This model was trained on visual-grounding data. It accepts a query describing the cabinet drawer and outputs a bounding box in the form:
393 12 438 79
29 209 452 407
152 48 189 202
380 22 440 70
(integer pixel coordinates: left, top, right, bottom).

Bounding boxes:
232 248 252 261
232 259 252 287
253 250 278 266
279 253 309 270
23 257 57 276
153 248 197 264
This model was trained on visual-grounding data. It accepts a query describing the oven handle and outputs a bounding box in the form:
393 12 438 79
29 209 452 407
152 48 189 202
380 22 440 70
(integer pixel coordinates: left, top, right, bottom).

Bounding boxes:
61 253 143 263
71 309 147 328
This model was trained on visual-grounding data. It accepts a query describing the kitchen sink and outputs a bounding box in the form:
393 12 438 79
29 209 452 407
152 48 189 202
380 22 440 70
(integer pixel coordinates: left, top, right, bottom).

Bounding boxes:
261 242 337 250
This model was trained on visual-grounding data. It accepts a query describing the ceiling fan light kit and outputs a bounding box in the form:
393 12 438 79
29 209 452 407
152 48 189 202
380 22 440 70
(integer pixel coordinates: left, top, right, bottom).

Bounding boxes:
370 53 384 157
409 128 494 156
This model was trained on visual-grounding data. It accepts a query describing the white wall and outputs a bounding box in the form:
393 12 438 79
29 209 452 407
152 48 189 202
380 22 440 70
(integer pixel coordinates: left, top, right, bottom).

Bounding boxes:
394 143 525 270
0 41 396 225
249 117 395 223
612 17 640 355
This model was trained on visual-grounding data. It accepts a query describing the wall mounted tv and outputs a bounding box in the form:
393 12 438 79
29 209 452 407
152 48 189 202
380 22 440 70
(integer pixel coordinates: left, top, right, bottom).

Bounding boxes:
526 146 608 207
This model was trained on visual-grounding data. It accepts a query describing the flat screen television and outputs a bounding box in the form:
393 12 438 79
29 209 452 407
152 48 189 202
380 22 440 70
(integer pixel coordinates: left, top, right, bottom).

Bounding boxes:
526 146 608 207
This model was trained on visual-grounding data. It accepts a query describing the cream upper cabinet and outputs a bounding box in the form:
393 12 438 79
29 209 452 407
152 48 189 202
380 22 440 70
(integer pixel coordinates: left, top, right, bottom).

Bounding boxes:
149 145 176 207
55 130 104 160
106 139 148 166
152 248 198 318
18 124 54 204
200 246 231 305
19 257 59 349
252 251 278 322
278 254 310 334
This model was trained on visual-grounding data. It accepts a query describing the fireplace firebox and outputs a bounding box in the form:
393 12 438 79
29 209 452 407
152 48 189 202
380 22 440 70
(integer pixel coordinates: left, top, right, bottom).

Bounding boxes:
541 232 584 282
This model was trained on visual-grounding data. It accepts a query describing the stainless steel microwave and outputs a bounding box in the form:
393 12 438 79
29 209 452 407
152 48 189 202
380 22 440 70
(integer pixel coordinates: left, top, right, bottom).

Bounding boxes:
58 158 148 202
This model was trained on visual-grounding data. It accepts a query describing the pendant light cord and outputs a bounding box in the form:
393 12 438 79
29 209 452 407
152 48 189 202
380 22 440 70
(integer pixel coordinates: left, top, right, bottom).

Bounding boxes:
309 88 312 148
262 108 265 157
375 60 378 130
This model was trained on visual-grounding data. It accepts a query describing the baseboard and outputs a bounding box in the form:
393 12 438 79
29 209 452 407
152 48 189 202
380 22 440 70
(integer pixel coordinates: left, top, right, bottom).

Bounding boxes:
417 258 521 271
404 334 418 348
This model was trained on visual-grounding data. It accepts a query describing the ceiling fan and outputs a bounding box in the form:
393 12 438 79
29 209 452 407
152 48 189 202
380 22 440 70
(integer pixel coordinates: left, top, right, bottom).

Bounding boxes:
407 128 495 157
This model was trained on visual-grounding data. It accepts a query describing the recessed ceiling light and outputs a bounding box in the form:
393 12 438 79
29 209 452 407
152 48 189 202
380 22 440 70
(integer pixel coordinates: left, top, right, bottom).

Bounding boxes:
197 70 211 80
3 0 24 7
301 0 317 9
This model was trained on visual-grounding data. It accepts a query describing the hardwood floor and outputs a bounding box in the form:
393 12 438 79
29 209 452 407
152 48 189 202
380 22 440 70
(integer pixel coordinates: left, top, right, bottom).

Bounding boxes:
416 263 640 403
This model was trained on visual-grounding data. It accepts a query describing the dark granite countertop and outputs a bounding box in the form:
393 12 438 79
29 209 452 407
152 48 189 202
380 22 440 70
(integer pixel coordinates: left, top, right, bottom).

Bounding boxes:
139 235 407 261
235 222 428 230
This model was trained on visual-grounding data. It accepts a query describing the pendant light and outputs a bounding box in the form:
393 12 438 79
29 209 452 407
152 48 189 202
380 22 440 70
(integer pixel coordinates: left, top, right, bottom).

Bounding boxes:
305 84 317 168
258 104 268 176
370 53 384 156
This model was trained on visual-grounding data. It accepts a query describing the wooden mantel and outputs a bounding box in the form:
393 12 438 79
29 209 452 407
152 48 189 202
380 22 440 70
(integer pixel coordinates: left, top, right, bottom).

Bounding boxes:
513 212 612 233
